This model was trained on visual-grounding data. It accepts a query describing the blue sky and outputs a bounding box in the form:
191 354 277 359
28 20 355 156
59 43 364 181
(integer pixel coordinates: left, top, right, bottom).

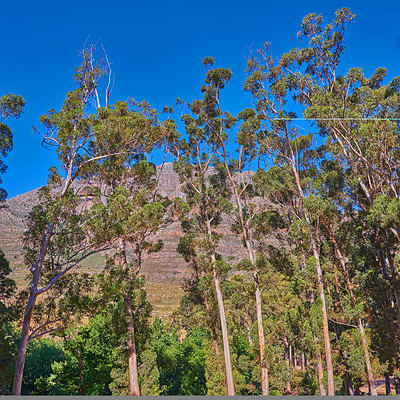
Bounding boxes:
2 0 400 197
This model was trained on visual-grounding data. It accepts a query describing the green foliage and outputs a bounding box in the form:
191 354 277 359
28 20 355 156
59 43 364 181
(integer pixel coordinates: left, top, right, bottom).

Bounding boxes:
36 314 117 395
291 370 318 395
9 8 400 396
0 93 25 200
21 337 65 395
0 324 18 394
140 319 207 395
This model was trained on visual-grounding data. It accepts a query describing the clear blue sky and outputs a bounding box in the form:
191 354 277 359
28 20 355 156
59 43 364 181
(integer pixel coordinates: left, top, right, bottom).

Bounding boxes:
2 0 400 198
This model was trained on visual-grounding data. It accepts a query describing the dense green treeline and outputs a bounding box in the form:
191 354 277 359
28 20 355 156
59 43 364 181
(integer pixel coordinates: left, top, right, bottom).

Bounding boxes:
2 7 400 396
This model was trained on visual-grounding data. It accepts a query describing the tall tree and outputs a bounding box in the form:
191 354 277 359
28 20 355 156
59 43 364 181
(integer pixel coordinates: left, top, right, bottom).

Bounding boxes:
172 124 235 395
184 56 270 394
83 100 177 395
12 47 153 395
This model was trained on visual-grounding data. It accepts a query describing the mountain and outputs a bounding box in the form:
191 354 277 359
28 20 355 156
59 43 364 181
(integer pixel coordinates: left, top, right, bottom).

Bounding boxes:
0 163 249 290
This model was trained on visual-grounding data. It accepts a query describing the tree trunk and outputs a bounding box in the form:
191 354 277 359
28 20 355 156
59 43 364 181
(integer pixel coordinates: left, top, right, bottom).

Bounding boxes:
119 239 140 396
343 371 354 396
213 269 235 395
396 377 400 395
286 145 335 395
323 222 377 396
301 352 306 372
13 226 53 395
253 268 269 395
202 294 222 361
283 338 291 394
315 349 326 396
220 141 269 396
205 218 235 395
310 233 335 395
384 371 391 395
385 246 400 322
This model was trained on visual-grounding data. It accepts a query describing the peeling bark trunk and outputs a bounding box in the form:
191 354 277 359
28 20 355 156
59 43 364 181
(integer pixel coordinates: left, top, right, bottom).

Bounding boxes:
119 239 140 396
213 270 235 396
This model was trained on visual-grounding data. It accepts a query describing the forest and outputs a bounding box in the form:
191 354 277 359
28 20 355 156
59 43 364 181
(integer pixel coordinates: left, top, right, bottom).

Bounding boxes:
1 7 400 396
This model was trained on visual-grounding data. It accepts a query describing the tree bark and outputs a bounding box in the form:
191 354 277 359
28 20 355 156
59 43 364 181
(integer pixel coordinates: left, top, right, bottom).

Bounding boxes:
213 269 235 395
119 239 140 396
314 349 326 396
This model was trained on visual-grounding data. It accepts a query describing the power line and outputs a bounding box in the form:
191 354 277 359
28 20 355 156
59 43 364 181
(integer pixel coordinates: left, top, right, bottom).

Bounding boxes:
272 118 400 121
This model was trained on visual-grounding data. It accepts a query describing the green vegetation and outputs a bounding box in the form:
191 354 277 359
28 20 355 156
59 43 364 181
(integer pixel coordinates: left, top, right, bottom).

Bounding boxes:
2 7 400 396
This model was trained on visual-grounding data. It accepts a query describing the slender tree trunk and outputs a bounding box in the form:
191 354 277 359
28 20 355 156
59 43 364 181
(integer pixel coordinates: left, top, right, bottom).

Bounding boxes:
202 294 222 361
314 349 326 396
205 219 235 395
283 337 291 394
385 246 400 321
301 352 306 372
286 144 335 395
396 377 400 395
253 268 269 395
358 318 377 396
220 138 269 396
119 239 140 396
13 226 53 395
323 222 377 395
343 371 354 396
213 269 235 395
384 372 391 395
310 233 335 395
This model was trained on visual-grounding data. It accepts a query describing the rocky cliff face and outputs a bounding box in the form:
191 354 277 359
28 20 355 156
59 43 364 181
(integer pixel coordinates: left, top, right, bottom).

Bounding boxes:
0 163 250 284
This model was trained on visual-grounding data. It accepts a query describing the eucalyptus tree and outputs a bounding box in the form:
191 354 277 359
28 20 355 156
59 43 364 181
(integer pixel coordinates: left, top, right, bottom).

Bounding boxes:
12 47 164 395
82 100 177 396
172 114 235 395
0 92 25 317
181 56 271 395
253 163 331 395
243 9 362 395
0 93 24 393
243 7 389 395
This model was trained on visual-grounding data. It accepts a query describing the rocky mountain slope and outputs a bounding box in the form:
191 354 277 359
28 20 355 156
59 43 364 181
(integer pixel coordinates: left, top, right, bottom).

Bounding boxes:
0 163 249 289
